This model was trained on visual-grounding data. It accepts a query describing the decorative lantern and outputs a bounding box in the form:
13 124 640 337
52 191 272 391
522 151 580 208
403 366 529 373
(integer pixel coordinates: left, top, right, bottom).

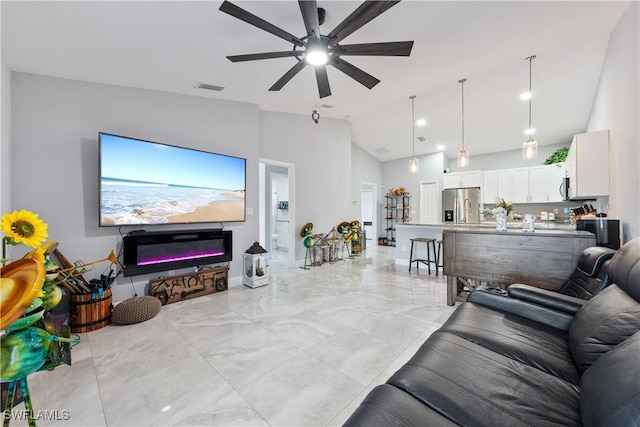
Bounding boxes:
243 241 269 288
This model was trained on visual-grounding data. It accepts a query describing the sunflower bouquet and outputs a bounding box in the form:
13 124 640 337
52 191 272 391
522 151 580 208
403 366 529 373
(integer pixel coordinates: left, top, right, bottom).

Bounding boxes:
1 209 80 417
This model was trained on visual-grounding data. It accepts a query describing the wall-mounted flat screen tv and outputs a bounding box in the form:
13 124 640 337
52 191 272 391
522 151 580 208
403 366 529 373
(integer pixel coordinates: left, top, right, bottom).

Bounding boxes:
99 132 246 226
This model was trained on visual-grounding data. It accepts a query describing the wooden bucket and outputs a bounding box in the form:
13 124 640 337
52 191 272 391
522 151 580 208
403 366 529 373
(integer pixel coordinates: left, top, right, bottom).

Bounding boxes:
70 289 112 333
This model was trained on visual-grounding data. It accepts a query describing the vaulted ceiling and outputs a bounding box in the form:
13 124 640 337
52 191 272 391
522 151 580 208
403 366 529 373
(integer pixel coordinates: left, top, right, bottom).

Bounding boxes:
1 1 630 161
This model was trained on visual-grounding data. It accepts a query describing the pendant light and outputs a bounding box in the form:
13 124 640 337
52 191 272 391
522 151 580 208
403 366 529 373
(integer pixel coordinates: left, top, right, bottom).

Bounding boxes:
522 55 538 159
409 95 419 174
457 78 469 167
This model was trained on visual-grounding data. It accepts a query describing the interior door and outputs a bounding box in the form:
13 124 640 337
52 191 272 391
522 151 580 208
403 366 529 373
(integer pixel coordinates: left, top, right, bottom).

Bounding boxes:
420 181 438 224
361 182 376 246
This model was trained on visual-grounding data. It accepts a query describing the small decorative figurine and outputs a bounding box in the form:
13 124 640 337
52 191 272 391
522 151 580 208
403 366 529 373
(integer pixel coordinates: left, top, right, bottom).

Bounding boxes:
522 214 536 232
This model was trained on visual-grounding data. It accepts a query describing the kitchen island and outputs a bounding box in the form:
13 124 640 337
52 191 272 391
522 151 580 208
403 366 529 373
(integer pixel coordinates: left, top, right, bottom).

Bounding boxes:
443 227 596 305
395 223 597 305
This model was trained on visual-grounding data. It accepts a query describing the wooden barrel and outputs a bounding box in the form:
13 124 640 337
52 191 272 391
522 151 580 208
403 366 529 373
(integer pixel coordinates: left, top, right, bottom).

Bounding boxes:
70 289 112 333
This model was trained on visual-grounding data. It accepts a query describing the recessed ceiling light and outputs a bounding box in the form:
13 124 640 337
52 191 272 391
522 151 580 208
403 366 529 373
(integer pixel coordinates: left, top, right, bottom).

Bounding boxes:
416 118 427 127
525 128 535 135
436 144 445 150
520 91 531 100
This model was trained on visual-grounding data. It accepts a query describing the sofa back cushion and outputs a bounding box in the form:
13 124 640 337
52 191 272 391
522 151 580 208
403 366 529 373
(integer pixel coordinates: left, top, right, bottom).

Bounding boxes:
569 238 640 373
580 332 640 426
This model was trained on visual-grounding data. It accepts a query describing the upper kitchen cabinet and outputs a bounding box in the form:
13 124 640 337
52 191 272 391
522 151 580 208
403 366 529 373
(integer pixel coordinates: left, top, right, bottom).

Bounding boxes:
483 169 512 204
511 167 530 203
529 163 566 203
566 130 609 199
443 170 482 189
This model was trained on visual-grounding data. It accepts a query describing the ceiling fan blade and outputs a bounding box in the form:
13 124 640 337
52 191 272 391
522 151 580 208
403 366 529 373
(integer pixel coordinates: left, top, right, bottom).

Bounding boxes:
299 0 321 41
327 1 400 46
269 61 307 92
220 1 305 48
227 51 302 62
331 57 380 89
315 65 332 98
333 41 414 57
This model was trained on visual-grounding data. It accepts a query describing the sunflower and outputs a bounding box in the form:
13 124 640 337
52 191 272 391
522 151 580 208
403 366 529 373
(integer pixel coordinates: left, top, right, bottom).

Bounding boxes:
2 210 49 249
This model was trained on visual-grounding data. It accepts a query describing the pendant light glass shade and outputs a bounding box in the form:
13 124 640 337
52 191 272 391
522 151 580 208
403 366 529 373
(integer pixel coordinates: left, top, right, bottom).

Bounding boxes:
457 79 469 167
522 138 538 159
409 157 419 173
409 95 419 174
522 55 538 159
458 149 470 167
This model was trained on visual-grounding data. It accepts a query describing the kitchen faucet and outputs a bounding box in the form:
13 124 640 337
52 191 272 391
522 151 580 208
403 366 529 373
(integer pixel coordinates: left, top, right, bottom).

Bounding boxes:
463 198 472 224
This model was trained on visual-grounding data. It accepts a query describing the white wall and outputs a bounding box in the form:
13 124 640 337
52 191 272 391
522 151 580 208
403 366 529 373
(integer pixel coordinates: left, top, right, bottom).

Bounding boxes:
382 152 447 227
11 72 260 302
447 143 569 173
350 142 383 236
1 50 10 223
259 110 353 260
587 1 639 242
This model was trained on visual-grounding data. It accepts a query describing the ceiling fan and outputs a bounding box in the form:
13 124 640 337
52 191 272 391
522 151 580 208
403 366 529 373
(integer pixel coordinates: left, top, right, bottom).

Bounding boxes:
219 0 414 98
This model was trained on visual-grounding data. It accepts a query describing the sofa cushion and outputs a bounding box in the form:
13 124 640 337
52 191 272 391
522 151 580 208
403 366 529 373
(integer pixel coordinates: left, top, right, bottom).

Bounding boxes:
387 331 581 426
438 302 579 384
569 284 640 373
607 237 640 301
580 332 640 427
342 384 458 427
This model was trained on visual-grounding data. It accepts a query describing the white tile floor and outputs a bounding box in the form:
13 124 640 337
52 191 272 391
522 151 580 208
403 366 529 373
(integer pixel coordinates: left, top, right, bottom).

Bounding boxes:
10 245 456 427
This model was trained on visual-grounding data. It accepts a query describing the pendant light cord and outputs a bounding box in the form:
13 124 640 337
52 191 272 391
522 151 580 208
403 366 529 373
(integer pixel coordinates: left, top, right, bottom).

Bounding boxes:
459 79 466 150
410 95 416 157
527 55 536 134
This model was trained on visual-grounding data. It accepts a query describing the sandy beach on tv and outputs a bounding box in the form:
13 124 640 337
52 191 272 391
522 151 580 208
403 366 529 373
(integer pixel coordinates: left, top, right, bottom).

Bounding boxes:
167 197 244 223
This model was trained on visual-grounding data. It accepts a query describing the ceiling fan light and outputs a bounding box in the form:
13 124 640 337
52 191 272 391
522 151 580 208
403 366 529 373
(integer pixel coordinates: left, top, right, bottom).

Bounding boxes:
305 48 329 66
522 138 538 159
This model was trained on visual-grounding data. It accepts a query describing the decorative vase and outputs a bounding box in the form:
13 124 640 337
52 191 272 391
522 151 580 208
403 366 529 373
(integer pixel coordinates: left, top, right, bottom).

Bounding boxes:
492 207 508 232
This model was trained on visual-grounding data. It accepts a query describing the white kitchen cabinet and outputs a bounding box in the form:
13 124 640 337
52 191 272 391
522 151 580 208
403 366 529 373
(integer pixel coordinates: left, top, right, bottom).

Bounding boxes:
529 165 564 203
483 169 512 205
566 130 609 199
482 170 498 204
443 170 482 189
497 169 513 203
511 167 530 203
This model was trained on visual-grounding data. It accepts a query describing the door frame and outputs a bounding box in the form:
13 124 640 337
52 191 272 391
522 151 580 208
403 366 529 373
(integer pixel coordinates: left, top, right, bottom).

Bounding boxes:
259 158 296 267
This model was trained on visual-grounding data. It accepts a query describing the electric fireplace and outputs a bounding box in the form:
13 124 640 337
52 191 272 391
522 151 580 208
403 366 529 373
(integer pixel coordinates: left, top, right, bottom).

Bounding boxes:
122 229 232 276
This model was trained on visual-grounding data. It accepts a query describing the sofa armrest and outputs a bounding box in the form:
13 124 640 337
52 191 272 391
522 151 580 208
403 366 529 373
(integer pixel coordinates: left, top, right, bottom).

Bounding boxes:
507 284 586 315
468 287 575 331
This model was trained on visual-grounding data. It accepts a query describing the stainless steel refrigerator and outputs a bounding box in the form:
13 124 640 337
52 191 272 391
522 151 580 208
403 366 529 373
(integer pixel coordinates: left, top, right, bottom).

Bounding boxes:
442 187 481 224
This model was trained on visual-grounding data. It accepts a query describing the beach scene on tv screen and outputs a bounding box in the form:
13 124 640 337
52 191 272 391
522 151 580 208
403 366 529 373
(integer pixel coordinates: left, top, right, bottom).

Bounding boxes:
100 134 245 225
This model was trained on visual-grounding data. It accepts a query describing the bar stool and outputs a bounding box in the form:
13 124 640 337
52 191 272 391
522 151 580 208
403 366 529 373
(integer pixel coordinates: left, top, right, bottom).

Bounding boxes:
436 240 444 273
409 237 438 275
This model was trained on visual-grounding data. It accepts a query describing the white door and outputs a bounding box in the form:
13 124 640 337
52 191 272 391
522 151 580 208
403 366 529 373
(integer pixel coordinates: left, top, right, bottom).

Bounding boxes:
361 183 377 246
420 182 438 224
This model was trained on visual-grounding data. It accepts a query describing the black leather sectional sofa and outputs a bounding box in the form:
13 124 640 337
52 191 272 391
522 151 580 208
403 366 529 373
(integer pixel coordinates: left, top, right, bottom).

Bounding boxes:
344 238 640 426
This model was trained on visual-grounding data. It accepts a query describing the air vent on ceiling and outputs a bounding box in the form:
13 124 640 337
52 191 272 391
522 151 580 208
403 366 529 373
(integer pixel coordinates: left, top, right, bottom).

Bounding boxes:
196 83 225 92
320 104 334 109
